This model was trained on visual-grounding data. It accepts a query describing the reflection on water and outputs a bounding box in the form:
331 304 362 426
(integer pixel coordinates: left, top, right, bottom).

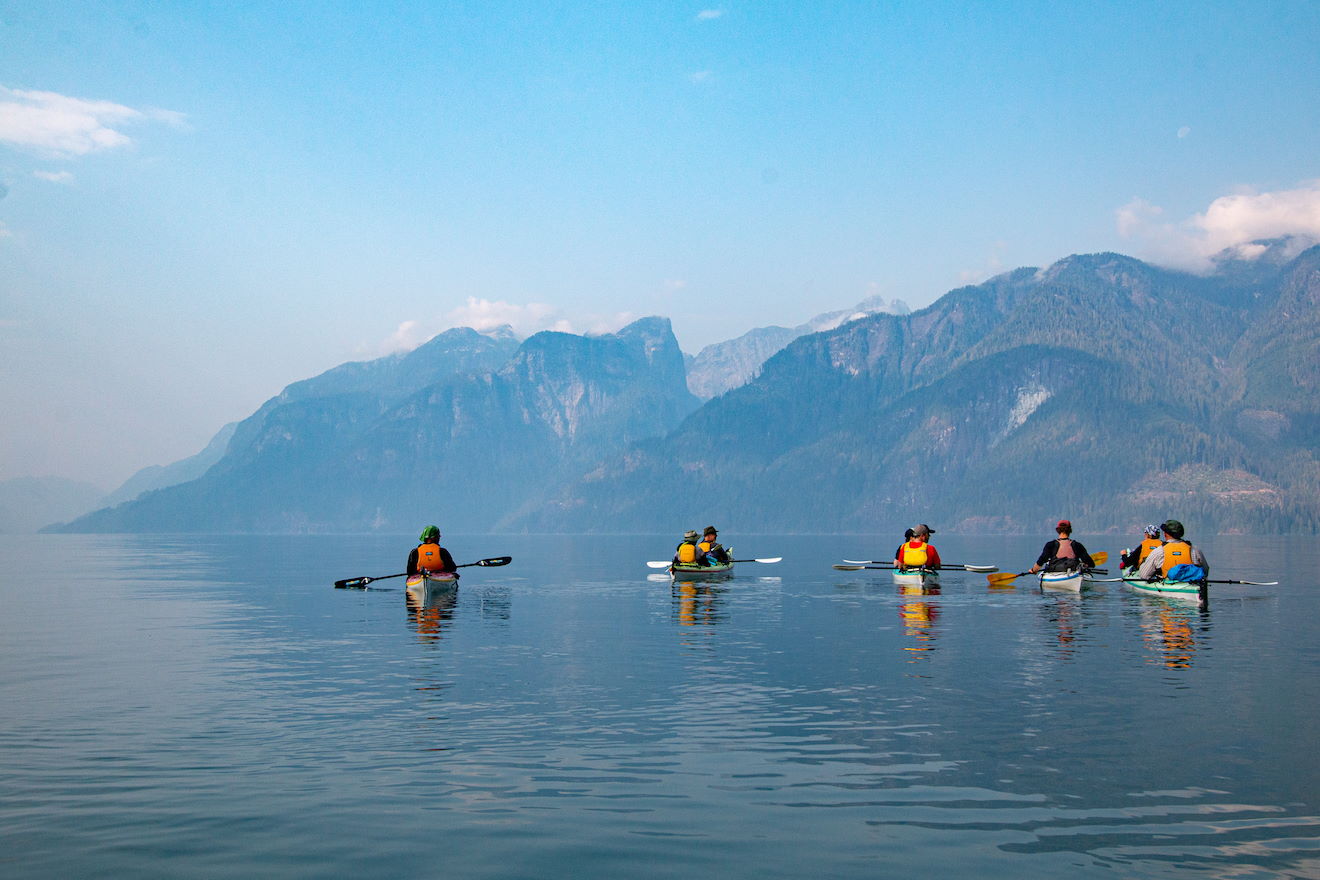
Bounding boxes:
1 533 1316 880
1136 598 1209 669
673 579 729 627
898 583 941 659
405 582 459 643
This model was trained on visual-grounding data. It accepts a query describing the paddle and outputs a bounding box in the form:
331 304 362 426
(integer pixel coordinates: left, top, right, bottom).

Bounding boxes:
334 556 512 589
841 560 998 572
985 550 1108 585
646 557 781 568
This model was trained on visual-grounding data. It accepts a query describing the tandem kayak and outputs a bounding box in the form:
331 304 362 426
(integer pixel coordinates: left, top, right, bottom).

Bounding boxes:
893 568 940 588
406 571 460 592
670 561 734 578
1039 569 1085 592
1122 570 1204 599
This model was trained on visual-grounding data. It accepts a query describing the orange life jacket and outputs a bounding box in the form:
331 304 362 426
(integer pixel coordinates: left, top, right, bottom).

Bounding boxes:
676 542 698 564
699 540 713 552
416 542 447 571
1161 540 1194 576
900 540 929 568
1138 537 1162 563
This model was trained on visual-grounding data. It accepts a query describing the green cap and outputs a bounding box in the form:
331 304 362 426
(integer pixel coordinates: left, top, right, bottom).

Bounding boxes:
419 525 440 542
1160 520 1184 539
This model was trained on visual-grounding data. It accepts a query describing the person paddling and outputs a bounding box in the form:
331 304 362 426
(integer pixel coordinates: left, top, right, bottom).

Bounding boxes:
674 530 703 567
1028 520 1094 574
408 525 458 576
1138 520 1209 581
1121 524 1163 572
698 526 730 565
894 524 941 571
892 528 915 566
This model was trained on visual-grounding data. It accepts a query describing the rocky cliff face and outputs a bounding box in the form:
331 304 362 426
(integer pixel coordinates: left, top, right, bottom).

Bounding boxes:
57 319 697 533
685 297 909 400
512 247 1320 534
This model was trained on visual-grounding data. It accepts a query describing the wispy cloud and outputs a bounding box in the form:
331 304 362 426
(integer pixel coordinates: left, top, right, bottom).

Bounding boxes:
696 9 725 20
34 170 74 183
1117 181 1320 270
375 298 640 354
1177 126 1191 139
0 86 185 158
689 70 713 84
0 221 11 238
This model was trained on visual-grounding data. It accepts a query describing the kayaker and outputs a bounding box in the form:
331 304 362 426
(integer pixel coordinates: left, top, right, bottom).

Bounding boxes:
408 525 458 576
894 524 941 570
892 528 915 564
1028 520 1095 574
1138 520 1209 581
698 526 730 565
1120 524 1164 571
674 530 703 566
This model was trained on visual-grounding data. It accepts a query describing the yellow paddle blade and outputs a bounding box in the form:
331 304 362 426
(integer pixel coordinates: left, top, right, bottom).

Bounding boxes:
986 572 1022 584
1092 551 1109 565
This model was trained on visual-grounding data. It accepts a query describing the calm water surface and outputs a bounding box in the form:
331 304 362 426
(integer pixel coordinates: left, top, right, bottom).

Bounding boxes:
2 533 1318 878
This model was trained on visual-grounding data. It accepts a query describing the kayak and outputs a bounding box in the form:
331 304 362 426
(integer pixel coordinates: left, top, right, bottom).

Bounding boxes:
893 568 940 588
406 571 460 591
1122 569 1204 599
1039 569 1084 592
670 560 734 578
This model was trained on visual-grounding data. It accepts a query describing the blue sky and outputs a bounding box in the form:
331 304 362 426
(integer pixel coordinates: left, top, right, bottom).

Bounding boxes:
2 1 1319 488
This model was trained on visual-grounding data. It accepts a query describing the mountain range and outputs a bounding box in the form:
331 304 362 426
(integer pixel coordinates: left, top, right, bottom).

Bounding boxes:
49 241 1320 535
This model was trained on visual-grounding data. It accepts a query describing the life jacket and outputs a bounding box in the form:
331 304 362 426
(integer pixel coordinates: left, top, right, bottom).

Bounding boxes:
699 540 713 552
676 542 698 564
416 542 447 572
1055 538 1077 559
900 540 929 568
1161 540 1194 576
1138 537 1162 563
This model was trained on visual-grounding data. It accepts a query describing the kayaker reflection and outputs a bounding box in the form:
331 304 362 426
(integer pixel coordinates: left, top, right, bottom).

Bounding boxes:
894 524 941 570
1136 520 1210 581
899 590 940 657
1139 602 1201 669
1120 524 1164 572
405 584 458 643
408 525 458 576
674 580 726 627
1027 519 1094 574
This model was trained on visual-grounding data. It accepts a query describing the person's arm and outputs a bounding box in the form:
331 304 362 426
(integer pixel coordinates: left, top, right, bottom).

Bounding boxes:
407 547 420 575
894 544 903 567
439 547 458 573
1138 547 1163 579
927 545 941 569
1193 546 1209 578
1030 540 1055 573
1076 541 1094 568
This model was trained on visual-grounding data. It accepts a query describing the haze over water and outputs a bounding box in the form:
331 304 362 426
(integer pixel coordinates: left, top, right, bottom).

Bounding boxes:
2 533 1317 878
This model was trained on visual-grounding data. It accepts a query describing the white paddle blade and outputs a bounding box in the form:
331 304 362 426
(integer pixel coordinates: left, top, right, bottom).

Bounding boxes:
832 564 864 570
646 560 672 569
754 557 783 564
842 559 878 565
961 564 998 572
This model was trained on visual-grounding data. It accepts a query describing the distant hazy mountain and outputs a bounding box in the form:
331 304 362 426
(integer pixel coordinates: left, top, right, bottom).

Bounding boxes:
57 318 697 533
98 422 239 509
511 246 1320 534
686 296 909 399
0 476 105 534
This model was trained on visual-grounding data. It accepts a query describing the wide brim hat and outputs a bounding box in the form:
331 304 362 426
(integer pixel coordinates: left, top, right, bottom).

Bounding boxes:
683 529 699 540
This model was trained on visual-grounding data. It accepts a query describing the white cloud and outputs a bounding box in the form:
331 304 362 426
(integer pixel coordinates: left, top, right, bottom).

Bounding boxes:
1177 126 1191 139
0 87 184 158
34 170 74 183
697 9 725 20
689 70 713 84
1117 181 1320 271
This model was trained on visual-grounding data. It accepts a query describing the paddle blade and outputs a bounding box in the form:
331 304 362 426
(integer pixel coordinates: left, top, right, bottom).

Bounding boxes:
986 572 1023 584
646 560 672 569
832 564 865 571
754 557 783 564
961 564 998 573
474 556 512 567
334 577 369 589
1092 551 1109 565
